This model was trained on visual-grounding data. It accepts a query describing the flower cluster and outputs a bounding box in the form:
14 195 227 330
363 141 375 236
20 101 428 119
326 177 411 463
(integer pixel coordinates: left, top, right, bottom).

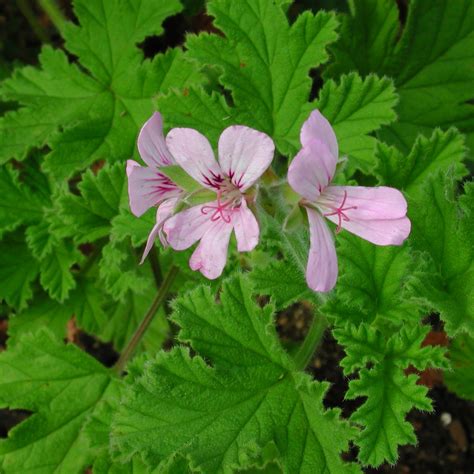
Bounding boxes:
128 111 411 291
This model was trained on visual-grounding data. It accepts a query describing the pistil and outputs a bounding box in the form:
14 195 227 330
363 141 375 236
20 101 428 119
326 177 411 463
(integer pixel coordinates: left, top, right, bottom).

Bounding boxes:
322 190 357 233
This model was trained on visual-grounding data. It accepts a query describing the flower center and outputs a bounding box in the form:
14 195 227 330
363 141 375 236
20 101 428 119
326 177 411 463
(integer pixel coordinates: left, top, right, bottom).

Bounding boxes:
322 190 357 233
200 179 242 223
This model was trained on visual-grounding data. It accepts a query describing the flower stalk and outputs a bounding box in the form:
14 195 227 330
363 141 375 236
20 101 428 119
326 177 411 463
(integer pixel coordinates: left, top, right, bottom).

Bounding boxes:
293 311 328 371
114 265 179 374
37 0 67 34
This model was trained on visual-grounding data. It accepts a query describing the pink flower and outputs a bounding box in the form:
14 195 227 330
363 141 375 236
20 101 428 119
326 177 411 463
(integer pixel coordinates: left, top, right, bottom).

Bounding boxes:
163 126 275 279
127 112 182 263
288 110 411 292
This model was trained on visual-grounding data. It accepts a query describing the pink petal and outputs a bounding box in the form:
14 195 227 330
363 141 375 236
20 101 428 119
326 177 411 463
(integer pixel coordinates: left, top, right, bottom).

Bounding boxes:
320 186 411 245
232 200 259 252
288 138 336 201
140 197 179 264
189 219 233 279
137 112 174 168
306 208 338 292
218 126 274 191
166 128 223 190
127 160 179 217
301 110 338 159
163 202 216 251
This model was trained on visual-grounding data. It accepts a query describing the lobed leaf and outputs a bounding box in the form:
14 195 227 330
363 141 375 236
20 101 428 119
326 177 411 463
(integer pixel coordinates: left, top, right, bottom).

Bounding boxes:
409 175 474 336
334 323 447 467
0 330 118 474
112 276 359 473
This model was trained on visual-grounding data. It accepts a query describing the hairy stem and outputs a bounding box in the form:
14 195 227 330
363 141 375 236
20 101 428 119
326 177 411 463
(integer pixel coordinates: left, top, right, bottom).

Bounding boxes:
114 265 179 374
149 246 163 289
293 311 328 371
18 0 51 43
37 0 67 34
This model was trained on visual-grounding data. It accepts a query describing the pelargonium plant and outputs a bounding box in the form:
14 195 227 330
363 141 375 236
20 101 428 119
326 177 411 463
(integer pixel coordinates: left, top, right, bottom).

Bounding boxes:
0 1 473 473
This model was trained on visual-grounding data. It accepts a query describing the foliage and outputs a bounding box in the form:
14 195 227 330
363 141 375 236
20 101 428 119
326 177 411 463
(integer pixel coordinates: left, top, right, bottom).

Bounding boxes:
0 0 473 473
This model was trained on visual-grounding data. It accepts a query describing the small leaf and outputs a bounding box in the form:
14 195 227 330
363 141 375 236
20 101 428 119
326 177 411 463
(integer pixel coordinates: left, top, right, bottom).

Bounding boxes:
445 333 474 401
0 165 47 236
374 128 468 198
334 323 447 467
0 232 39 310
58 162 126 244
38 240 82 302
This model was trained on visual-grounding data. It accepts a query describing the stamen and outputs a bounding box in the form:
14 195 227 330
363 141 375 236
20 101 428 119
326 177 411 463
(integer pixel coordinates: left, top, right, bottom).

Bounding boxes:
200 191 236 224
323 190 358 233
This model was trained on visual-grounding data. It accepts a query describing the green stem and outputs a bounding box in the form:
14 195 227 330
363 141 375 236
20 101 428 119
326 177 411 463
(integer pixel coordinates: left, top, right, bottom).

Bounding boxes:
149 246 163 289
37 0 67 34
114 265 179 374
293 312 328 371
18 0 51 43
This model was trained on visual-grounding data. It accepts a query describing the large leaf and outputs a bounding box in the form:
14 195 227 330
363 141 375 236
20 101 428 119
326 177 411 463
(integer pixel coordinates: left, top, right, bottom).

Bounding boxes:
322 234 423 326
409 176 474 335
327 0 474 152
316 73 397 173
0 330 117 474
112 277 359 473
164 0 338 155
0 0 203 178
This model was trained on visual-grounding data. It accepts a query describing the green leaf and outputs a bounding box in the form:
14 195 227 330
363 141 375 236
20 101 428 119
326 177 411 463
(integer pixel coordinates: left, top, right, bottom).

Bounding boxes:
409 175 474 336
250 258 315 311
316 73 398 173
8 292 72 346
0 165 47 236
0 330 117 474
326 0 399 78
70 277 108 334
0 232 39 310
322 234 423 326
25 220 56 260
0 0 203 178
58 162 126 243
112 276 359 473
99 237 152 301
445 333 474 401
327 0 474 152
183 0 338 154
334 323 447 467
111 208 156 248
38 240 82 302
374 128 468 198
157 88 232 148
